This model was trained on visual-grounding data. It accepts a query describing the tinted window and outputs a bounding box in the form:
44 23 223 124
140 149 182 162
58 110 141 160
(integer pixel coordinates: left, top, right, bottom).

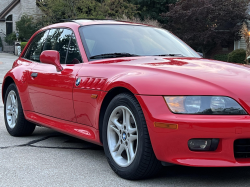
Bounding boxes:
66 34 82 64
44 29 72 64
79 25 200 59
24 30 49 62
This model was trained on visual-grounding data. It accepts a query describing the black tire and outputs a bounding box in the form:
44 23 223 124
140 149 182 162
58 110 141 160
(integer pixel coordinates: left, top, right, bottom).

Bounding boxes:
4 83 36 136
103 93 162 180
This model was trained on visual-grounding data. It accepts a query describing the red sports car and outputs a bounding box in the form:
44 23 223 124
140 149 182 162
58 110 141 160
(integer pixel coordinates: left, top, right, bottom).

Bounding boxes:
2 20 250 180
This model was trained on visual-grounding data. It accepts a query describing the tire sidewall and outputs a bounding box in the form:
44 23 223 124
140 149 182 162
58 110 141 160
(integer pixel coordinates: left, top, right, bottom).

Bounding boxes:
103 94 147 176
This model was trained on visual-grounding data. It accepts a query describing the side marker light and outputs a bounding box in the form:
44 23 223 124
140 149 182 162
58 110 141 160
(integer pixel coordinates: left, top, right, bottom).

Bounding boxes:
154 122 178 129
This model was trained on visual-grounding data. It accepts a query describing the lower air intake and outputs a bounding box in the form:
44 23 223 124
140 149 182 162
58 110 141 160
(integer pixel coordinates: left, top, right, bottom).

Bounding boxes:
234 139 250 158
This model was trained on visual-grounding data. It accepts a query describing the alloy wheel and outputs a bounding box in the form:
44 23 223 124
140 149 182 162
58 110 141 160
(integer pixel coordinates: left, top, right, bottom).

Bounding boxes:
5 90 18 129
107 106 138 167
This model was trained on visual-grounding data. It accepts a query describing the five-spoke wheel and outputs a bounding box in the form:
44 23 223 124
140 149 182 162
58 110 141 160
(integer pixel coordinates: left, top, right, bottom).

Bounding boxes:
4 83 36 136
5 90 19 129
103 93 162 180
107 106 138 167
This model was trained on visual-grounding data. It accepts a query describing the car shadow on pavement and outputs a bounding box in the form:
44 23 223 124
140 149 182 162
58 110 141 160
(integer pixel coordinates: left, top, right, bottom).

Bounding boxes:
0 127 103 150
6 127 250 185
151 165 250 185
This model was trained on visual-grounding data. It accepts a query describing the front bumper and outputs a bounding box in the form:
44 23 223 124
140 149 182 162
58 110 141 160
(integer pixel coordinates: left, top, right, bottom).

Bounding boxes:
136 95 250 167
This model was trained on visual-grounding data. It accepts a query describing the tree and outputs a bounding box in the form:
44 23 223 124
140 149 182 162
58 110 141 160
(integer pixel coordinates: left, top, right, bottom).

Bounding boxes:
128 0 177 23
37 0 138 26
16 15 38 41
162 0 250 57
101 0 139 19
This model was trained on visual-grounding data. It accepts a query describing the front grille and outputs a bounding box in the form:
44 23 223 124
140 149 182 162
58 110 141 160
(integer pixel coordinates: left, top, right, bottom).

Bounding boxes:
234 139 250 158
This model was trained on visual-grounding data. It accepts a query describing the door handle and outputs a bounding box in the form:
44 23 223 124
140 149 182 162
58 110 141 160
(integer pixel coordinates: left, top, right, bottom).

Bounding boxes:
31 72 38 78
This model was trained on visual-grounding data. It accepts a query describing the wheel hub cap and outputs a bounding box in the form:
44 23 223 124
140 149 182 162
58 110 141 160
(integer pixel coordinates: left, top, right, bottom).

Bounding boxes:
122 132 127 141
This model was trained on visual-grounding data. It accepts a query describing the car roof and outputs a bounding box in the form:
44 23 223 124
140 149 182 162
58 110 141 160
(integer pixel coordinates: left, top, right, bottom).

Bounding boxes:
72 19 144 26
42 19 148 30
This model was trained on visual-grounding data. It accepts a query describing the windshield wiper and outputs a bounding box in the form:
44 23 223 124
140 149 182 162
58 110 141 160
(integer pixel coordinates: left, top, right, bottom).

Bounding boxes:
89 53 140 59
154 54 184 57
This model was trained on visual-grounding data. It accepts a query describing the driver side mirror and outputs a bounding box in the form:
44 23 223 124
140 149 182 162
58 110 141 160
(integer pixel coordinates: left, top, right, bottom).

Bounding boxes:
40 50 63 72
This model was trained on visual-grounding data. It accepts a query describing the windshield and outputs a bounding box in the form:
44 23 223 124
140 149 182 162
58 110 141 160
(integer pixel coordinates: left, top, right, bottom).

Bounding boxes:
79 24 200 60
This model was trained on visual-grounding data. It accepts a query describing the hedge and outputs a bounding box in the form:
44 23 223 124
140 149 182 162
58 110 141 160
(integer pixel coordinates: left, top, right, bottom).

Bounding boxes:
21 42 28 51
228 49 246 64
214 54 228 62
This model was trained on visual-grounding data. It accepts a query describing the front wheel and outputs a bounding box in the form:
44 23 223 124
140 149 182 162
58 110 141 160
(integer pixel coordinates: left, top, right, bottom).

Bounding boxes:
4 83 36 136
103 93 162 180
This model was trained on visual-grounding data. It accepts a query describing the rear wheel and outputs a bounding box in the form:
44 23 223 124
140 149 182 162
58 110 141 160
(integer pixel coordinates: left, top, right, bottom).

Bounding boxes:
4 83 36 136
103 93 162 180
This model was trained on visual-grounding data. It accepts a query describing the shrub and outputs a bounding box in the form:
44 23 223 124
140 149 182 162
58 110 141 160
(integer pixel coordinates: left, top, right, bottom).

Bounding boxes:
5 32 16 45
214 54 228 62
228 49 246 64
21 42 28 51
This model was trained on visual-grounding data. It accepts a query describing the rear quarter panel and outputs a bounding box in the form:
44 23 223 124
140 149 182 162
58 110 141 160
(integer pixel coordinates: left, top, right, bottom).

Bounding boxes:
2 58 35 111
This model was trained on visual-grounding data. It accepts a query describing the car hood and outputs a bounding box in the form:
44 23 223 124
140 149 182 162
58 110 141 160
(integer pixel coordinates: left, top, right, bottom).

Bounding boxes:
92 57 250 110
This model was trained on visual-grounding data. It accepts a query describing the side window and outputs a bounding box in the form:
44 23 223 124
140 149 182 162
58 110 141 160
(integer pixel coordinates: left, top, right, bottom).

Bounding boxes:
24 30 49 62
66 34 82 64
44 28 72 64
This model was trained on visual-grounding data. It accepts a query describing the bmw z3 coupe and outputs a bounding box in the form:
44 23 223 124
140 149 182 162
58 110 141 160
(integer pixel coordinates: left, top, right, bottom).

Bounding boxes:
2 20 250 180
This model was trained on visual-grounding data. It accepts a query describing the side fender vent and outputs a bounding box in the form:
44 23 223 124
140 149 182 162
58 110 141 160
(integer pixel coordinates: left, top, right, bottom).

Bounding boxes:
75 77 107 90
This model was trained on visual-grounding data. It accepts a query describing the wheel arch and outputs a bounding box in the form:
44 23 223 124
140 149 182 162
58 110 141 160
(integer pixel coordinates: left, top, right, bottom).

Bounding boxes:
2 76 15 104
99 87 135 143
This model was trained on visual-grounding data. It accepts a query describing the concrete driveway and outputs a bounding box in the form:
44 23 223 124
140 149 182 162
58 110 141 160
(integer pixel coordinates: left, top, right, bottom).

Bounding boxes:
1 52 250 187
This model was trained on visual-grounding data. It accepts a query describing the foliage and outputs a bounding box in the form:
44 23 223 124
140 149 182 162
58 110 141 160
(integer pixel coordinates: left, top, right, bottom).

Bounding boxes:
21 42 28 51
16 15 38 42
240 22 250 64
113 15 161 28
5 32 16 45
128 0 177 24
228 49 246 64
213 54 228 62
37 0 138 26
101 0 139 19
162 0 250 57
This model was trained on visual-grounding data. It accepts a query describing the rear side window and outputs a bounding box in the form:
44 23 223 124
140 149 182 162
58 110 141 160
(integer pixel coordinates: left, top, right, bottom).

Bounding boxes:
24 30 49 62
44 28 72 64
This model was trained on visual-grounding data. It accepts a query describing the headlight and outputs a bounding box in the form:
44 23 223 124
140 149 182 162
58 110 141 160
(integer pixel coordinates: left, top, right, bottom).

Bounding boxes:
164 96 247 115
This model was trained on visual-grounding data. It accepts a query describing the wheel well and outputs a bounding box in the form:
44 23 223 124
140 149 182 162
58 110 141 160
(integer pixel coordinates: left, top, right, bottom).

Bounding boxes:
99 87 134 143
2 77 14 104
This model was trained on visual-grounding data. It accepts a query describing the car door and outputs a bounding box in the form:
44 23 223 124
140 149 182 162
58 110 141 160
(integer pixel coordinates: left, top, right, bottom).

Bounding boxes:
26 28 83 122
